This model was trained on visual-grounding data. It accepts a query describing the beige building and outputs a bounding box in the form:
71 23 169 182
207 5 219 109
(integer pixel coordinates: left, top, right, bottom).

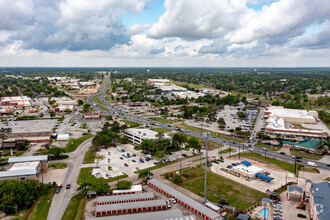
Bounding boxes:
264 106 317 124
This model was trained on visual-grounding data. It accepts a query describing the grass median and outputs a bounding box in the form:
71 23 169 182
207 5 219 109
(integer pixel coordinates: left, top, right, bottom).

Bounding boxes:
255 142 280 151
163 165 267 211
150 127 171 133
63 134 94 153
176 123 246 143
121 120 142 128
290 149 324 160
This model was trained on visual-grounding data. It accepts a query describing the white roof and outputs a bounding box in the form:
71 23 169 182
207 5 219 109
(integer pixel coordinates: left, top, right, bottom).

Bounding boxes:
124 129 170 140
9 161 40 171
112 185 142 194
205 202 221 211
97 192 154 203
232 164 263 175
267 106 315 120
0 169 37 178
8 155 48 163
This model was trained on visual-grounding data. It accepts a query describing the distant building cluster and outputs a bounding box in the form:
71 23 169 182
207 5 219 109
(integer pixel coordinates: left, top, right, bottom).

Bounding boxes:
48 76 100 94
1 96 32 108
264 106 328 138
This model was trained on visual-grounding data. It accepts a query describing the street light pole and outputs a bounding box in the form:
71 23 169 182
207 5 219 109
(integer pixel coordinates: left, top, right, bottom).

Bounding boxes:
203 132 210 204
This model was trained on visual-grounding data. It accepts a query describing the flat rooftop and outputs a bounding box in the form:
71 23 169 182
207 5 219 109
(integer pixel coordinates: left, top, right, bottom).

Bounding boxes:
96 199 166 212
112 185 142 194
97 192 154 203
267 106 315 119
89 209 196 220
9 161 40 171
124 129 169 140
8 155 48 163
232 164 263 175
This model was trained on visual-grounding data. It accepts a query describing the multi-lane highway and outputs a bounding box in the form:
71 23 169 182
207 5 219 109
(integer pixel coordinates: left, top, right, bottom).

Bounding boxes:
89 72 330 171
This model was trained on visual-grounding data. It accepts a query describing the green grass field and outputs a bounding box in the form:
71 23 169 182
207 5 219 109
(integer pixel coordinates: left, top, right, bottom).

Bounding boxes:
176 123 246 143
63 134 94 153
164 165 267 211
83 149 96 164
150 127 171 133
92 95 102 105
324 177 330 181
28 189 55 220
48 162 67 169
77 167 128 185
62 195 85 220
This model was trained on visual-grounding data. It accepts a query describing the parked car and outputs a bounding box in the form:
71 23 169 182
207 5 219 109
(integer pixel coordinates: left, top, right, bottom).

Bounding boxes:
182 154 188 157
132 160 136 163
132 153 136 157
66 184 71 189
226 165 233 169
140 158 145 163
214 160 220 164
279 152 286 155
169 198 177 204
297 213 307 218
207 163 212 167
167 201 171 208
120 157 123 160
231 163 237 166
124 163 129 167
136 167 140 170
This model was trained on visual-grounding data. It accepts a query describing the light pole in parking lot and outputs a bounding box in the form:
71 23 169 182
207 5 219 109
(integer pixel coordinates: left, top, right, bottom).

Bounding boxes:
203 132 210 204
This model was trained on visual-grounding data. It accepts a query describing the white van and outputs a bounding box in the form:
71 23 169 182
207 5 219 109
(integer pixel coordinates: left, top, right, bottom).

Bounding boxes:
307 161 317 167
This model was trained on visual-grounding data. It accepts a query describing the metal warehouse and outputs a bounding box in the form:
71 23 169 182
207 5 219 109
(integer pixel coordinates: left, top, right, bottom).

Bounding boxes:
95 199 167 216
97 192 154 205
148 179 222 220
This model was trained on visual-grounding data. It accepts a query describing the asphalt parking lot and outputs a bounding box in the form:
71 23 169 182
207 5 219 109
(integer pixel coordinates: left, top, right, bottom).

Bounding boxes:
90 143 195 179
2 119 58 133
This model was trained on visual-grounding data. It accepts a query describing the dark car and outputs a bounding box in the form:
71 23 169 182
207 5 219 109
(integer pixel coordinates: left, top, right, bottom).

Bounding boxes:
66 184 71 189
132 153 136 157
182 154 188 157
297 159 302 162
279 152 286 155
132 160 136 163
124 163 129 167
55 188 60 194
231 163 237 166
296 156 302 159
145 157 150 161
214 160 220 164
207 163 213 167
140 158 145 163
297 213 306 218
120 157 123 160
227 165 233 169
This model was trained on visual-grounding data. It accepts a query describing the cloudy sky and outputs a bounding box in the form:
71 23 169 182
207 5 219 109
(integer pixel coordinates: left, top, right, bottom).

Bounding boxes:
0 0 330 67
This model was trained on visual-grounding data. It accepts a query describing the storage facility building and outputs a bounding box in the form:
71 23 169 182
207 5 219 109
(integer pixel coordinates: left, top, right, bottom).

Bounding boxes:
148 179 222 220
112 185 143 195
95 199 167 216
97 192 154 205
89 209 196 220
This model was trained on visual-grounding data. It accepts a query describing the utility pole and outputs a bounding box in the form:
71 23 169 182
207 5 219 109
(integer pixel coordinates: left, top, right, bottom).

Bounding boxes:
238 143 240 159
203 132 210 204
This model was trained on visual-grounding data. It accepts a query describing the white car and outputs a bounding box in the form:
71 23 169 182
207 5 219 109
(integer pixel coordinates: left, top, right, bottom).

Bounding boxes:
169 198 177 204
